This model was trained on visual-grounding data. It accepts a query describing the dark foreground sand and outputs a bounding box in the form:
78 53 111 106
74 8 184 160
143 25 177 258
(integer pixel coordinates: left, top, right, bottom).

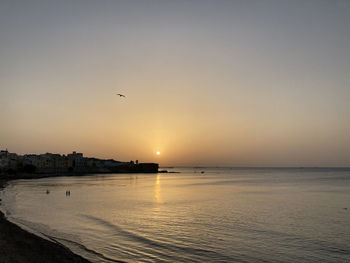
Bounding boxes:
0 179 91 263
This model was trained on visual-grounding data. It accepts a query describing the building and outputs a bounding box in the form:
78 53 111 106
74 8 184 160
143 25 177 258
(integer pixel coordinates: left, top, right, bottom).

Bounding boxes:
23 154 39 167
0 150 9 169
103 159 123 167
0 150 18 170
67 151 84 168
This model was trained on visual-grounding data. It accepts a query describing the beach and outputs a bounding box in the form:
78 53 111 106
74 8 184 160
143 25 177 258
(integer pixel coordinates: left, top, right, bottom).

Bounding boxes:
0 179 90 263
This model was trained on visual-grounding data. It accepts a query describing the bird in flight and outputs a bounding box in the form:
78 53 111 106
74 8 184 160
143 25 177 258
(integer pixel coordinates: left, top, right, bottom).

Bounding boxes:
116 93 126 98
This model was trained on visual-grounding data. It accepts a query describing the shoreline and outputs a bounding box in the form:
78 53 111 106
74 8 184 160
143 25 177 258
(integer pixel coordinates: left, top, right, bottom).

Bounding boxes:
0 170 162 262
0 177 91 263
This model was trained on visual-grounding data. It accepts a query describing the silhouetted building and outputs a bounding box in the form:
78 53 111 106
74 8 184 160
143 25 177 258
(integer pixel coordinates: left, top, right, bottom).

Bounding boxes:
68 151 84 169
0 150 159 174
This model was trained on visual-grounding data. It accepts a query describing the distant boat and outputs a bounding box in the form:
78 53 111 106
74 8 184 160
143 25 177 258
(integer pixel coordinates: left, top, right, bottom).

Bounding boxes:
201 171 205 174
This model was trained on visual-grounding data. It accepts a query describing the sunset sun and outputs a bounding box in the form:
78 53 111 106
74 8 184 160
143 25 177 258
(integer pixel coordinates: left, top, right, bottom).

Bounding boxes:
156 151 160 155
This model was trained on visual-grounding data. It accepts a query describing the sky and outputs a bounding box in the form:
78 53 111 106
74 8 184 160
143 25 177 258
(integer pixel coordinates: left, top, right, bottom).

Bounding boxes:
1 0 350 166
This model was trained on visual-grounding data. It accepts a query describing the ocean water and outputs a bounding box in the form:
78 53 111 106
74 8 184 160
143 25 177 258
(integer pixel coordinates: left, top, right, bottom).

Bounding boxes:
1 168 350 262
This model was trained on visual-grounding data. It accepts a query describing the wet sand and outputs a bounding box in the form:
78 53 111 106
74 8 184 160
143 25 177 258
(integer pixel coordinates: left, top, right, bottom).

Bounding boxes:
0 179 91 263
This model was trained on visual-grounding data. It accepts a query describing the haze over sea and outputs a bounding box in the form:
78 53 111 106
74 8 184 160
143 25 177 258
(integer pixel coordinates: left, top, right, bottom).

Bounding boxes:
1 168 350 262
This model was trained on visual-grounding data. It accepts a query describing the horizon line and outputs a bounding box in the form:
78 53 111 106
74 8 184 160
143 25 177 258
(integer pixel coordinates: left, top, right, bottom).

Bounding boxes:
160 166 350 169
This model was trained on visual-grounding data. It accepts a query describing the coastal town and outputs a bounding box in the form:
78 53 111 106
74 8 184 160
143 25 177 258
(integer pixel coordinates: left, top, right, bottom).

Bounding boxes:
0 149 159 176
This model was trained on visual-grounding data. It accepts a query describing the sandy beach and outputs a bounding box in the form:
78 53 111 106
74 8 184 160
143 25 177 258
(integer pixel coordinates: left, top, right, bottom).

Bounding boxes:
0 179 90 263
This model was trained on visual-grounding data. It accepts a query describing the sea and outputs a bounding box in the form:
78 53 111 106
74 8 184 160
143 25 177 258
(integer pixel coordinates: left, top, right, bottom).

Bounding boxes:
1 167 350 262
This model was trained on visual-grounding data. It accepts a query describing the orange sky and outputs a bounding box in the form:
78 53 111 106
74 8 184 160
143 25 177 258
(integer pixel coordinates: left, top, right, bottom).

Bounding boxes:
1 1 350 166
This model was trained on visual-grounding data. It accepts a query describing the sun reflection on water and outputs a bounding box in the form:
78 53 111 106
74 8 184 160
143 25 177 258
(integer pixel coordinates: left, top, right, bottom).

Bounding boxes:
154 174 163 206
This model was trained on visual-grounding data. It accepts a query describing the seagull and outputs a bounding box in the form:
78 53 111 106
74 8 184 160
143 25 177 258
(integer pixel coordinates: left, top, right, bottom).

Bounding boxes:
116 93 126 98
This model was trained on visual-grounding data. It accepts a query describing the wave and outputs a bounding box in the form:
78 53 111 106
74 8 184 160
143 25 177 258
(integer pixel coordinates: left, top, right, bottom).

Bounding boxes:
46 234 125 263
82 214 238 262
